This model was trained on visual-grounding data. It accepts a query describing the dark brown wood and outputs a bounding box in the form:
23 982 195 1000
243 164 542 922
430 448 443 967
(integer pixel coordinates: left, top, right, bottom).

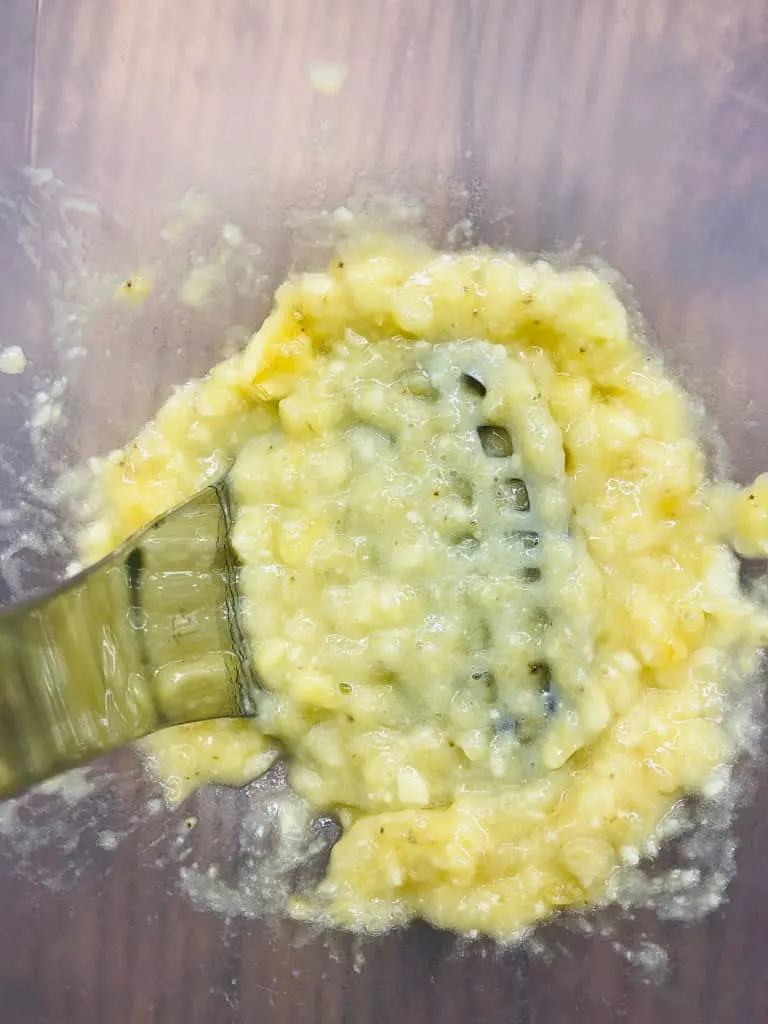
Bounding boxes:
1 0 768 1021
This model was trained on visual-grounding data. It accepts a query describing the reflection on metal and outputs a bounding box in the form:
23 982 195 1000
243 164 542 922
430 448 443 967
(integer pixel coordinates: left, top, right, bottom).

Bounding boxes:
0 480 257 797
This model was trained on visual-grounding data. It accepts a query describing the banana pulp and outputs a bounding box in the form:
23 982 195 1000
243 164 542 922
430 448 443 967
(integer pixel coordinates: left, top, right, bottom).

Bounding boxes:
82 234 768 940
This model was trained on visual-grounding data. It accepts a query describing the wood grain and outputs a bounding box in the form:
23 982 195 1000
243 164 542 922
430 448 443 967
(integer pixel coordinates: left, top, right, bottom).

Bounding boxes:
1 0 768 1021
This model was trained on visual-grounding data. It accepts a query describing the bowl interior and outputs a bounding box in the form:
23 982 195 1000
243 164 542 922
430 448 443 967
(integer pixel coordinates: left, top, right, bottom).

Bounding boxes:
1 2 768 1022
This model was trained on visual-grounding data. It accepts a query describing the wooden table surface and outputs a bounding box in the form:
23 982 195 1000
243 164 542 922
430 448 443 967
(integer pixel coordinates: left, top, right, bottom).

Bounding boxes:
2 1 768 1021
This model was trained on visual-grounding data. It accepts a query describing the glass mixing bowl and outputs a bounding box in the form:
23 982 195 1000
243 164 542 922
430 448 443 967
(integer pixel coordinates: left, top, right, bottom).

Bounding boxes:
1 1 767 1021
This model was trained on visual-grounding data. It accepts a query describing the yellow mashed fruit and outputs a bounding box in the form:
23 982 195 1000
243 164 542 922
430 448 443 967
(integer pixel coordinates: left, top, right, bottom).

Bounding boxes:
82 234 768 941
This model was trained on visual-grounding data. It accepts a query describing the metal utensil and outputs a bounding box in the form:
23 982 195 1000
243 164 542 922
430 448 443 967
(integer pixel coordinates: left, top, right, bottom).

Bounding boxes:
0 479 257 798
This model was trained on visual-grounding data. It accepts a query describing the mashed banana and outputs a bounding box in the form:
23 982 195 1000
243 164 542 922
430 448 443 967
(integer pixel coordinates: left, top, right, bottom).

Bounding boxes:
83 234 768 941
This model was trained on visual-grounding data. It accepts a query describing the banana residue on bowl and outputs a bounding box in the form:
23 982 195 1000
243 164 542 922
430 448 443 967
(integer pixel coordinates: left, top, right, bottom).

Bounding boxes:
0 346 28 375
82 230 768 943
307 60 349 96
